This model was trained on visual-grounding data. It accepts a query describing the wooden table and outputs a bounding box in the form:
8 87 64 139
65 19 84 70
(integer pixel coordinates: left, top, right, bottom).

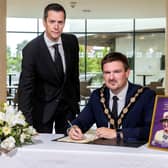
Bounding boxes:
136 74 153 86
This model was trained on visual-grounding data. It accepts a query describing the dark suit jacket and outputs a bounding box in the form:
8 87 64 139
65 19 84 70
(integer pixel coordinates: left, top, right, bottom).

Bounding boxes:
71 82 156 142
18 33 80 125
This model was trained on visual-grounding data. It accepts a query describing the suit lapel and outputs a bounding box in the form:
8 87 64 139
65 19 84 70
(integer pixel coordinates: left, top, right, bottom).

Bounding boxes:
39 35 64 84
119 83 144 127
125 83 136 105
62 36 70 75
61 35 72 85
104 87 110 111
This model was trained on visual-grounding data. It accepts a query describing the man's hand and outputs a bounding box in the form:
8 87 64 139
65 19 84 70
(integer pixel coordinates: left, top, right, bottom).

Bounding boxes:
68 125 84 140
96 127 117 139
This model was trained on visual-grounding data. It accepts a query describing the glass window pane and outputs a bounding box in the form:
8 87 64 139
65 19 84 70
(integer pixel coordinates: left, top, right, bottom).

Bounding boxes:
6 17 166 90
134 32 165 86
76 33 87 80
135 18 166 30
7 33 37 58
64 19 85 32
7 18 38 32
84 32 133 84
7 33 38 85
38 18 45 32
87 19 133 32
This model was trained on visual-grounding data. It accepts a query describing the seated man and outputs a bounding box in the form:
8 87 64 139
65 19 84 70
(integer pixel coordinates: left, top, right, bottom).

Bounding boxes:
68 52 156 143
152 112 168 147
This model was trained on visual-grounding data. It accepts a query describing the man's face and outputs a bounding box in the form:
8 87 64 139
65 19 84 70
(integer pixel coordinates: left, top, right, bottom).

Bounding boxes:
103 61 130 94
163 120 168 133
43 10 65 41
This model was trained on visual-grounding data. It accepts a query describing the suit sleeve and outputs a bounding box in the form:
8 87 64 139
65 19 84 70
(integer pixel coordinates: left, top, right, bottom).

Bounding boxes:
18 44 36 125
122 89 156 142
72 35 80 102
67 35 80 115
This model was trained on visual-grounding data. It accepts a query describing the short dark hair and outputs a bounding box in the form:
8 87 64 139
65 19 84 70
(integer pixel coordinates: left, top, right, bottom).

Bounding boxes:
43 3 66 21
101 52 130 71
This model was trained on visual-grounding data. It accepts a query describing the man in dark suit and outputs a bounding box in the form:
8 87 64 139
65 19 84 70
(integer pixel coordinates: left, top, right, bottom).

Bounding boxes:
68 52 156 143
18 3 80 133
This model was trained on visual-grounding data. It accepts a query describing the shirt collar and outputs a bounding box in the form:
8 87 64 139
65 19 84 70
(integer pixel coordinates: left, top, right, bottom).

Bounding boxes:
109 82 128 101
44 32 62 48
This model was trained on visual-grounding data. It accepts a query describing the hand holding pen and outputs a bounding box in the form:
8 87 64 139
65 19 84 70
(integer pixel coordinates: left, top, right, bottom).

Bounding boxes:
67 120 84 140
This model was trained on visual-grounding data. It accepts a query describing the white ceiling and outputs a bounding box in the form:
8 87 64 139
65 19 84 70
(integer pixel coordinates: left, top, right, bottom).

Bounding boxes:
7 0 166 19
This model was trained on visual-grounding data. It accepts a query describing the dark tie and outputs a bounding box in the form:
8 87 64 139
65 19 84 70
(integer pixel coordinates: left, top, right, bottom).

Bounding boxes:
111 96 119 129
53 44 64 82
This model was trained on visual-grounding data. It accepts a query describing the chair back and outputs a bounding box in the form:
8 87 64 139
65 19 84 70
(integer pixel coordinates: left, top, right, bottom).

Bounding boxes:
80 81 91 97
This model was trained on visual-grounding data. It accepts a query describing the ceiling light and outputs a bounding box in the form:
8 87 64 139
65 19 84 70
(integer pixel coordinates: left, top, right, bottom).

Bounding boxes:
82 9 91 13
70 1 77 8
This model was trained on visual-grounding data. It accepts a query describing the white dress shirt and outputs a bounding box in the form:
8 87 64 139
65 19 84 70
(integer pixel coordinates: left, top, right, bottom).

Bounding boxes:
43 32 66 73
109 82 129 116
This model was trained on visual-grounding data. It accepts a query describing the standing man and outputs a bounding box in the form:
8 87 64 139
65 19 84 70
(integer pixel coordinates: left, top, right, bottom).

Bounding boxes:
68 52 156 143
18 3 80 134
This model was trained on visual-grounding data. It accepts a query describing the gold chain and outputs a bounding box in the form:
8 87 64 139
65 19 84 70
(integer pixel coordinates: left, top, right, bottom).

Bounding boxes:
100 84 144 129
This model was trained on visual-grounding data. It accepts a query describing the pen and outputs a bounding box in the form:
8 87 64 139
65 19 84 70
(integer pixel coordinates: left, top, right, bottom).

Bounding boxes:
67 120 84 139
67 120 73 127
67 120 78 133
67 120 79 133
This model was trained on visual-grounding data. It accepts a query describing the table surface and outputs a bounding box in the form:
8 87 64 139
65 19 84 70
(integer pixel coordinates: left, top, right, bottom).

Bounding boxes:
136 74 153 85
1 134 168 168
87 85 102 92
136 74 153 76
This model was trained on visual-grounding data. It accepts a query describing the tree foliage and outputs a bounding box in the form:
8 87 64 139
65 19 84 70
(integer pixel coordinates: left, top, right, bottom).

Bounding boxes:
7 42 109 77
7 40 28 73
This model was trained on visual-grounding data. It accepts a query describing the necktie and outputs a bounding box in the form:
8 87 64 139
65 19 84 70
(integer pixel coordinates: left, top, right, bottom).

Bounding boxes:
111 96 119 129
53 44 64 82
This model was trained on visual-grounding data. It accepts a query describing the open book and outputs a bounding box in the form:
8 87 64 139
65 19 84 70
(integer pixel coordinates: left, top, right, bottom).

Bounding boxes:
54 131 145 147
56 132 98 144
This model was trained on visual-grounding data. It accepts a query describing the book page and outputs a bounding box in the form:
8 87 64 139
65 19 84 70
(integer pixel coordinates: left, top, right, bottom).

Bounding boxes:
57 133 98 144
